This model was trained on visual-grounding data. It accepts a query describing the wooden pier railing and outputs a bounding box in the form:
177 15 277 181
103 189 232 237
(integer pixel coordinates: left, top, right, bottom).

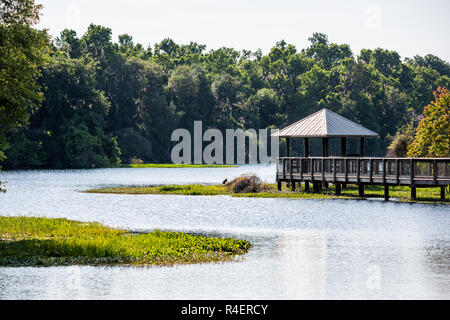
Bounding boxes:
276 157 450 200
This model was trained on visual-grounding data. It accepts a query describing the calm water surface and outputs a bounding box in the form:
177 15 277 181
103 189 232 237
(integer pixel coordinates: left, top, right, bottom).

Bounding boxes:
0 166 449 299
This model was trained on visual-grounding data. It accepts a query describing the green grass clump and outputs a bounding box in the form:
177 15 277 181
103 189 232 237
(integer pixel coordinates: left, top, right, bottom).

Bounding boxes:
86 183 448 204
0 217 251 267
123 163 236 168
86 184 230 196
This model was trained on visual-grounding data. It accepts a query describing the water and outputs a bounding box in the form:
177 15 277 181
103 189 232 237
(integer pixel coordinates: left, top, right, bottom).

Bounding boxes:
0 166 449 299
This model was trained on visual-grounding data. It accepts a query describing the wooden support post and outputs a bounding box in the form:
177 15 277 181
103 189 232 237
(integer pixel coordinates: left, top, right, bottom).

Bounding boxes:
369 159 374 183
433 159 437 185
290 158 293 183
305 181 310 192
305 138 309 158
313 182 322 193
299 158 303 181
322 138 329 157
277 181 282 191
335 183 341 195
411 185 416 200
358 184 364 197
323 158 329 188
396 159 400 185
286 138 290 157
410 158 416 200
333 158 337 183
341 137 346 156
289 157 293 191
304 138 309 157
441 186 446 201
321 158 325 182
384 185 390 201
344 158 348 184
356 158 361 183
360 137 365 156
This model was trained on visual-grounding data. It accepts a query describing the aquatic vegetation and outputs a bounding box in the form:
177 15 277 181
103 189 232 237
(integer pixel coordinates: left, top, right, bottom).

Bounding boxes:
88 184 230 196
0 217 252 267
86 183 448 204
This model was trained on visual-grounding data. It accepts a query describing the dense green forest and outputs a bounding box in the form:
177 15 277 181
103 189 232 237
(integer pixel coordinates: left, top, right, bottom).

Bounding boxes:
1 2 450 169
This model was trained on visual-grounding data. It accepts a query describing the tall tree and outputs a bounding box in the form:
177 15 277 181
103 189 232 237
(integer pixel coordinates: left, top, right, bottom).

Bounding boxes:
304 33 353 69
168 64 215 128
25 55 121 168
0 0 48 188
57 29 82 59
408 87 450 157
407 54 450 77
81 24 113 62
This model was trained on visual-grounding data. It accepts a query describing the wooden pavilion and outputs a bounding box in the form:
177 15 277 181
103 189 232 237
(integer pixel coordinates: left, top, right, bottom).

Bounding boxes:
272 108 450 201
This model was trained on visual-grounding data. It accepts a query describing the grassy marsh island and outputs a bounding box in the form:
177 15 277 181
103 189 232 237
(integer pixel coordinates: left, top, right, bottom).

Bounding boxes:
0 216 251 267
85 174 449 204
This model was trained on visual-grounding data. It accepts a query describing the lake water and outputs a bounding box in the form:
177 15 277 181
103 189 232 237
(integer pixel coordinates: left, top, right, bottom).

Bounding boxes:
0 166 449 299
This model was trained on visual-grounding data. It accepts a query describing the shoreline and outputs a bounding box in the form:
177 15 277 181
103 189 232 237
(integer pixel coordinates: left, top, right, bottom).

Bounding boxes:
123 164 237 168
0 163 238 172
85 183 449 205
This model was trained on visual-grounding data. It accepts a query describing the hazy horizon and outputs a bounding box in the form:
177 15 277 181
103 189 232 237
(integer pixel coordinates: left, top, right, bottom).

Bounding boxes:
36 0 450 61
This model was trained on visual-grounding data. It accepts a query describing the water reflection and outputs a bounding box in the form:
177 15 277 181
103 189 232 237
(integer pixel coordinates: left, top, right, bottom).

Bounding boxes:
424 241 450 299
275 233 328 299
273 231 450 299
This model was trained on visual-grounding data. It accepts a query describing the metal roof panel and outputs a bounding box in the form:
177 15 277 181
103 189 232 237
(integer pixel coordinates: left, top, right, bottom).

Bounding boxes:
272 108 379 138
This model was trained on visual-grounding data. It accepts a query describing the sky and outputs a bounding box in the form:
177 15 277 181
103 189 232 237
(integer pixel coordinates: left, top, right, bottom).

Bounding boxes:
36 0 450 62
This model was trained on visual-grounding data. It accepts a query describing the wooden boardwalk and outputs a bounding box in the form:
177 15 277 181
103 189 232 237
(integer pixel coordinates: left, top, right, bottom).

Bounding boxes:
276 157 450 200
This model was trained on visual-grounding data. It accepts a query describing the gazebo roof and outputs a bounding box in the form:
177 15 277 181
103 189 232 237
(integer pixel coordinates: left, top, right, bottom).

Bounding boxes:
272 108 379 138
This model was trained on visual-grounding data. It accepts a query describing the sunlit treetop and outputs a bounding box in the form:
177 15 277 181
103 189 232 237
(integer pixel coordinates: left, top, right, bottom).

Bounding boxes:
408 87 450 158
0 0 42 25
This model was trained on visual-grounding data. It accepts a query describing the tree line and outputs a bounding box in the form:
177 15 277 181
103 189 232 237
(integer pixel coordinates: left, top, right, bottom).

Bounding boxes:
1 1 449 170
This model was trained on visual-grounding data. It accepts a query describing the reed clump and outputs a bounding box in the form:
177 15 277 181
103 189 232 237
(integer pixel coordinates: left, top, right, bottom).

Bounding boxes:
225 173 270 194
